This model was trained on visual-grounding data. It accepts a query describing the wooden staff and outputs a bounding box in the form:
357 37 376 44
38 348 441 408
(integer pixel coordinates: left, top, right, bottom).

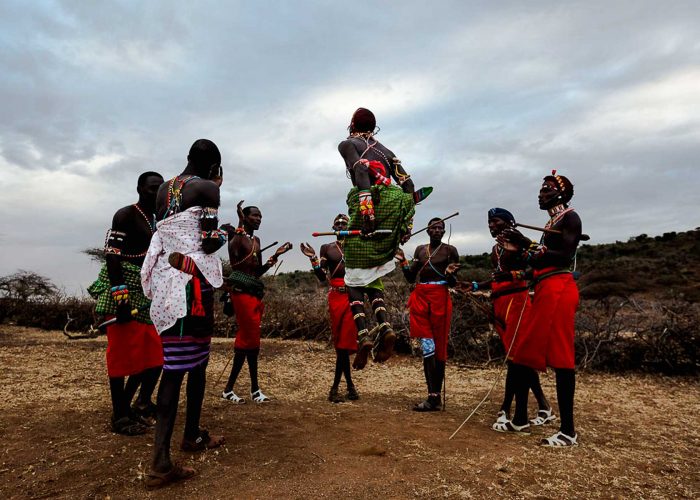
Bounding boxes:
515 222 590 241
312 229 392 237
411 212 460 237
260 241 279 253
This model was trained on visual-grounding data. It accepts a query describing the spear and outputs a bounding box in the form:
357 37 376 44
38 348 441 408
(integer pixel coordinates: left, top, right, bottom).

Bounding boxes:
410 212 460 237
312 229 392 237
260 241 279 253
514 222 590 241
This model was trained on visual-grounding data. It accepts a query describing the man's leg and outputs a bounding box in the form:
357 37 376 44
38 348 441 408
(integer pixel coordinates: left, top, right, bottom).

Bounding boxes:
109 377 128 421
554 368 576 437
123 373 142 406
183 362 207 442
414 340 440 412
329 350 345 403
152 369 185 472
137 366 162 407
509 363 532 431
368 290 395 363
223 350 247 394
500 361 516 416
246 348 260 394
348 287 373 369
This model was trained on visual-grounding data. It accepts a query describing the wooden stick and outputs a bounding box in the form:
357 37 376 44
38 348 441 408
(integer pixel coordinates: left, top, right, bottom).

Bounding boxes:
312 229 392 237
260 241 278 253
515 222 590 241
411 212 460 237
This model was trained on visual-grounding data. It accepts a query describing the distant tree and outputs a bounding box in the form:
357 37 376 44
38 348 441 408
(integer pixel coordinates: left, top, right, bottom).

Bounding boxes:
82 247 106 264
0 270 58 301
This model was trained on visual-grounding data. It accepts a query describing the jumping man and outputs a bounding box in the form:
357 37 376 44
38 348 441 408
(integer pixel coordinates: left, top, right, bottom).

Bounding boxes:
395 217 459 411
300 214 359 403
338 108 420 369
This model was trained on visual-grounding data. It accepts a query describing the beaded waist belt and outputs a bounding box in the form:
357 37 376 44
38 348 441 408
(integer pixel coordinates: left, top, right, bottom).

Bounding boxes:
330 285 347 293
418 280 448 286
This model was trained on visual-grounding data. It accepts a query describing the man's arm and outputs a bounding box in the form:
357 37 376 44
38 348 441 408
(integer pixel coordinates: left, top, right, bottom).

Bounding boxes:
387 154 415 194
445 245 460 287
195 180 226 255
104 208 132 322
531 212 582 268
338 140 370 190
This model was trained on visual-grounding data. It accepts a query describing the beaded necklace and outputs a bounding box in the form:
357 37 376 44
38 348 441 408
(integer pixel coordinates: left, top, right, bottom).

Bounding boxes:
116 205 155 259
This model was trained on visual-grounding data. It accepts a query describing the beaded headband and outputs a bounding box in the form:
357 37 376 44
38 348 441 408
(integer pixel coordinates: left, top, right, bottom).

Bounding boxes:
550 169 567 193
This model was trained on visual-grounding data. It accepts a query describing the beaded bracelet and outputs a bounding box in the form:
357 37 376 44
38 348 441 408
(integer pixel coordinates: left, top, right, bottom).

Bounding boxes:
310 256 321 270
472 281 479 291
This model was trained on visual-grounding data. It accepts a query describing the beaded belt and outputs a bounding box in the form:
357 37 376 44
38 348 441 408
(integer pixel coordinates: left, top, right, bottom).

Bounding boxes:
330 285 347 293
418 280 448 286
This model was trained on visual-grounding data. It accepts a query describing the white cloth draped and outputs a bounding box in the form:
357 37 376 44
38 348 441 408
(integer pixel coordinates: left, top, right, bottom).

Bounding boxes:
344 260 396 287
141 206 223 334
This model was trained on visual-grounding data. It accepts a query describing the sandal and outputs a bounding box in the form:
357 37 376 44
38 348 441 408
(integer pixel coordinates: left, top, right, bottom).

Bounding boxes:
372 328 396 363
181 429 225 452
346 385 359 401
328 386 344 403
352 337 374 370
413 397 441 412
145 463 196 490
492 420 531 435
251 389 270 403
221 390 245 404
112 416 148 436
530 408 557 426
131 403 157 426
493 410 509 426
540 431 578 447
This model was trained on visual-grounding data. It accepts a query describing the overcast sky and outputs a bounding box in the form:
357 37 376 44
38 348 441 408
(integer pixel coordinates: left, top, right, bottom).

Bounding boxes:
1 1 699 294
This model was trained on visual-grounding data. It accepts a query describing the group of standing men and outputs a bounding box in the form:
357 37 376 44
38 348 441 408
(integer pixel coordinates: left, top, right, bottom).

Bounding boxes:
89 108 583 489
299 108 583 448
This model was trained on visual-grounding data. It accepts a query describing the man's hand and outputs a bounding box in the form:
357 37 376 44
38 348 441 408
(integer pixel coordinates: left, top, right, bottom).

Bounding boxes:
300 242 316 258
236 200 245 226
453 281 474 294
446 263 461 275
220 223 236 235
115 301 133 323
361 215 376 235
400 231 411 245
497 228 531 250
492 271 513 282
394 248 406 261
274 242 293 257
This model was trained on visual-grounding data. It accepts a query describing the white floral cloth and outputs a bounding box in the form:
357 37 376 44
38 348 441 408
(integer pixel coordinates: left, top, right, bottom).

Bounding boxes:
141 206 223 334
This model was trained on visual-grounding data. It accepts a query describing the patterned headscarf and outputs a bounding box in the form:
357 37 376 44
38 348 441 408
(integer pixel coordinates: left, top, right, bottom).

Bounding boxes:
487 207 515 224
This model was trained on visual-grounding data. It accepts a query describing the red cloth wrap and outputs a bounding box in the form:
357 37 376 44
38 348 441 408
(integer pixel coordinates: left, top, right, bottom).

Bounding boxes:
328 278 357 352
230 292 264 350
491 281 531 352
105 319 163 378
511 267 579 372
407 284 452 361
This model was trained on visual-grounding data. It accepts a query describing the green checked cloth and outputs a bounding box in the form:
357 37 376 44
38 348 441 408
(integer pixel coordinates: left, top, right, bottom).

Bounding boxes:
87 261 152 324
345 184 415 269
226 270 265 299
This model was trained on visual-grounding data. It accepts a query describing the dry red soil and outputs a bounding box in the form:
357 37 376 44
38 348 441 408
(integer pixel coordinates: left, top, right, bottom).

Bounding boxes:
0 326 698 499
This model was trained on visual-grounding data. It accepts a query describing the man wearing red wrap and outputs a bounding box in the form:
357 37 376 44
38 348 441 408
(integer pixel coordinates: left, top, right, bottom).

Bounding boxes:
395 217 459 412
300 214 360 403
88 171 164 436
458 208 554 431
221 202 292 404
498 171 582 447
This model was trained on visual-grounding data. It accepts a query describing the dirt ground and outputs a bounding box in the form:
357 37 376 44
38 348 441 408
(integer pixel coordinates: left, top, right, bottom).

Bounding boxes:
0 326 698 499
